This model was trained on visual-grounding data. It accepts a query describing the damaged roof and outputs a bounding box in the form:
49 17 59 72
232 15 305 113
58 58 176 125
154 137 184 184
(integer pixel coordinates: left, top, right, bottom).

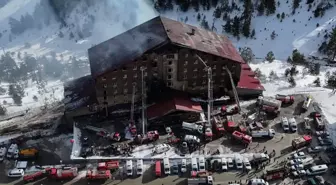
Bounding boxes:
88 16 244 78
63 75 98 112
147 96 203 120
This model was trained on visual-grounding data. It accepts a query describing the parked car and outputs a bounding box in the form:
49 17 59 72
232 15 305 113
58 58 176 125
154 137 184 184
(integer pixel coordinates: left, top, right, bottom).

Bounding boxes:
290 159 303 165
291 164 304 171
292 152 306 159
292 169 306 177
7 169 24 178
281 117 290 132
308 146 325 153
318 137 333 146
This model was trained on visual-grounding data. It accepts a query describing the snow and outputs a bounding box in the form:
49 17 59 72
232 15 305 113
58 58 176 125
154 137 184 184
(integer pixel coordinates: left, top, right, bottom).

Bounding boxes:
161 0 336 59
0 80 63 115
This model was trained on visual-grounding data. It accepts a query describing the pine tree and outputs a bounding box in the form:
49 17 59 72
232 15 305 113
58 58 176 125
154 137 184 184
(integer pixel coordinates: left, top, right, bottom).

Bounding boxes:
250 29 256 38
257 2 265 15
191 0 200 11
292 0 301 13
232 16 240 37
265 0 276 15
242 17 251 37
223 19 232 33
211 0 218 7
281 12 285 19
213 7 222 18
326 28 336 60
197 13 201 21
265 51 275 62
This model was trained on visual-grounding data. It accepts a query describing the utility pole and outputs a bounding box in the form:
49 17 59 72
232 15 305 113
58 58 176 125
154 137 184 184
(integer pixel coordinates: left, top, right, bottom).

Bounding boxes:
196 55 212 128
140 67 146 135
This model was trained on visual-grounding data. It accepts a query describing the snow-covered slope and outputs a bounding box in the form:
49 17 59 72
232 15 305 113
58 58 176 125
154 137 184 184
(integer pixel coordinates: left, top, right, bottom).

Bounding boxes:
161 0 336 59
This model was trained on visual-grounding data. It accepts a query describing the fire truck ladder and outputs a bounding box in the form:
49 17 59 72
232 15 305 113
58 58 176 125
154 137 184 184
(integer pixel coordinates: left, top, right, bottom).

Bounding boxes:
130 83 136 123
224 67 241 113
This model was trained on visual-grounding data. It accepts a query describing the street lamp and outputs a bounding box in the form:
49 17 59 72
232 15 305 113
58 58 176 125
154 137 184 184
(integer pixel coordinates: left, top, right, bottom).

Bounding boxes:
196 55 212 128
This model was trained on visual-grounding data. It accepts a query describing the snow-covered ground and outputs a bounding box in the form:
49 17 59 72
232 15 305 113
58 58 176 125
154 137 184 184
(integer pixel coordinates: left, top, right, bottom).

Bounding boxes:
0 80 63 114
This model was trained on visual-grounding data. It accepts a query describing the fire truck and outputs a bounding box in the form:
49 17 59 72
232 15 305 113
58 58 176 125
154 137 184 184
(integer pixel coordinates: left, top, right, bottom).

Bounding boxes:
85 125 121 141
292 135 312 149
232 131 252 145
134 130 159 144
182 122 204 134
257 96 282 114
97 161 119 172
212 116 225 136
86 169 111 180
205 128 213 142
47 166 78 179
23 170 45 183
275 94 295 104
311 112 325 130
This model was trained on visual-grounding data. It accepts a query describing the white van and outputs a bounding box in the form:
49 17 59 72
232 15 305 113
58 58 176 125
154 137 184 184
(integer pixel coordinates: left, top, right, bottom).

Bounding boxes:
136 159 143 175
221 158 228 171
163 158 171 175
243 158 251 171
227 158 234 168
126 160 133 176
248 179 269 185
288 118 297 132
306 164 328 175
281 117 289 131
181 159 187 173
235 157 243 169
7 144 18 158
191 157 198 172
198 157 206 171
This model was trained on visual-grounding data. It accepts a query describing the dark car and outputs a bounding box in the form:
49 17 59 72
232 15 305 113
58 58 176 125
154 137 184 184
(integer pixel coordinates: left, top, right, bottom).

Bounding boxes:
318 137 333 146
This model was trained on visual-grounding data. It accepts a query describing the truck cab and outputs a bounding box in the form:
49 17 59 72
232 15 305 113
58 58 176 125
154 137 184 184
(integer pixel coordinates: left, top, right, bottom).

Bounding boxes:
136 159 143 176
281 117 290 132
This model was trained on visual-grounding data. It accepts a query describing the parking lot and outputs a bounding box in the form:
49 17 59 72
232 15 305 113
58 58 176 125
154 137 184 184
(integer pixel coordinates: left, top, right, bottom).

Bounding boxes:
0 94 336 185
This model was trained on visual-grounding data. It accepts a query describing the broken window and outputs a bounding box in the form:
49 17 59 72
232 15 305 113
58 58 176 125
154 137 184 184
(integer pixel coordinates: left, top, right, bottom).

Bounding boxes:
167 81 172 87
103 84 107 88
194 60 198 65
123 74 127 79
122 67 127 71
133 66 137 70
151 61 157 68
168 68 172 73
134 74 138 78
167 54 174 59
167 75 172 79
184 61 188 66
213 65 217 69
184 69 188 73
168 61 173 65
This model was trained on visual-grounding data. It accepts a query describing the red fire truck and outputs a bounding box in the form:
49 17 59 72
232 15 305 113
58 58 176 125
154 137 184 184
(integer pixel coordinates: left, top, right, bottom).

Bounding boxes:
275 94 295 104
86 169 111 180
47 166 78 179
212 116 225 136
97 161 119 172
292 135 312 149
23 170 45 183
155 160 161 177
232 131 252 145
134 130 159 144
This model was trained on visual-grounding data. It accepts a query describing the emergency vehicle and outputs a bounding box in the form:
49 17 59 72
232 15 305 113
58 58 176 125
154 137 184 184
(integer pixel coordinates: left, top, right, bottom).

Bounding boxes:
292 135 312 149
232 131 252 145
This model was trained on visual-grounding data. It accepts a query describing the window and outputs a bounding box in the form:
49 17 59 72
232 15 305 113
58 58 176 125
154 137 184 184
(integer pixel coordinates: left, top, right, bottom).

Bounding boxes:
167 81 172 87
104 96 107 100
168 61 172 65
103 84 107 88
213 72 216 76
112 77 116 80
123 74 127 79
193 68 198 72
168 68 172 73
184 61 188 66
153 72 158 77
184 74 187 79
221 79 225 82
113 83 117 87
184 69 188 73
151 61 157 67
144 72 147 77
202 80 206 84
193 74 197 79
103 91 107 96
122 67 127 71
167 54 174 59
133 66 137 70
102 77 106 81
213 65 217 69
167 75 172 79
192 82 196 86
124 82 128 86
114 90 118 95
185 53 188 58
124 89 128 94
194 60 198 65
134 74 138 78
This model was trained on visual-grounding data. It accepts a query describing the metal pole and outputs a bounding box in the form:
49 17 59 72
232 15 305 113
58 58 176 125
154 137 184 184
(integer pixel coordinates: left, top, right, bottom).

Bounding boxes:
141 67 146 135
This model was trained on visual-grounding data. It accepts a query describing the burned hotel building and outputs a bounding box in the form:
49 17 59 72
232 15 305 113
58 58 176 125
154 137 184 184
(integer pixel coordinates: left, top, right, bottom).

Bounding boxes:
64 16 264 122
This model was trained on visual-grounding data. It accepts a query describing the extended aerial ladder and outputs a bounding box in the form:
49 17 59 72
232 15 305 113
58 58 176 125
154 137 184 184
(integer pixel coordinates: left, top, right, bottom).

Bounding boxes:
128 83 137 136
224 67 241 113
